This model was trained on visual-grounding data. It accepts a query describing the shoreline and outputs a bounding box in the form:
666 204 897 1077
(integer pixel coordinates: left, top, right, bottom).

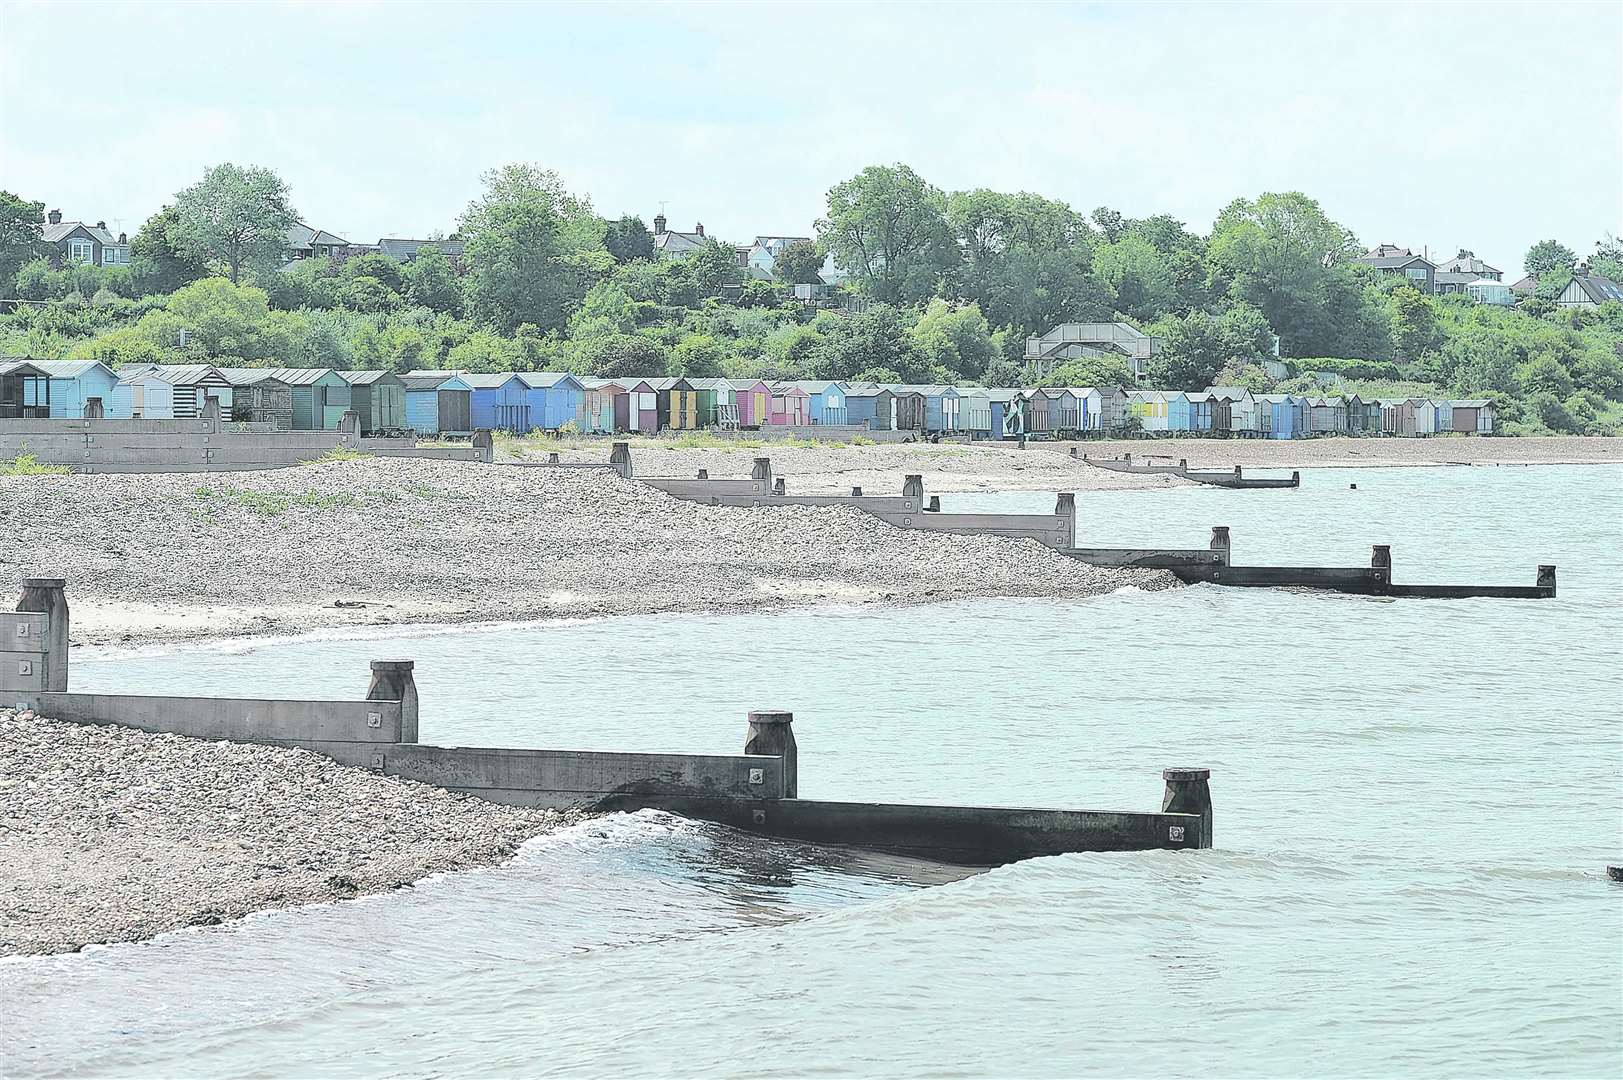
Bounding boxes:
0 709 573 959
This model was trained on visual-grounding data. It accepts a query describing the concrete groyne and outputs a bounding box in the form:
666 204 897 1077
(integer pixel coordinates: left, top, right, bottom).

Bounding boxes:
3 580 1210 866
1078 450 1300 489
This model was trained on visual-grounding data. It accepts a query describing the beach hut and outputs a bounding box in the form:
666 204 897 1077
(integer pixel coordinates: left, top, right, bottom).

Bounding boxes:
768 383 810 426
401 371 474 435
1342 394 1381 435
0 359 52 418
955 387 992 438
892 387 927 433
1449 399 1495 434
1305 396 1347 435
731 380 772 429
1019 388 1058 436
111 364 232 420
795 381 848 426
686 378 733 428
661 377 702 430
267 367 352 430
31 359 117 418
1186 392 1214 433
577 378 626 434
846 386 896 431
516 372 586 432
916 385 960 433
1413 399 1442 436
220 368 295 429
1207 388 1260 437
1378 398 1416 437
1256 394 1304 440
338 370 407 434
984 388 1022 439
1127 389 1167 433
463 372 532 432
624 379 662 435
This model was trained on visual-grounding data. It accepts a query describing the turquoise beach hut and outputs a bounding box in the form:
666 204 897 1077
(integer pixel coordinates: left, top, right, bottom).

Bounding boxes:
34 359 117 418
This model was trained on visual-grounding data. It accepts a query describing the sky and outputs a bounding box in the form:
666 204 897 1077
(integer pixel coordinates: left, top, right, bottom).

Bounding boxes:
2 1 1619 278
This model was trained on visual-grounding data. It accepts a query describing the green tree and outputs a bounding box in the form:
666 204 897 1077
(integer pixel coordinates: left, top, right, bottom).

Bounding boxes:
670 333 731 378
1094 236 1178 321
579 333 668 379
1523 239 1577 278
772 240 824 284
1589 235 1623 282
603 215 654 263
402 246 461 314
910 299 995 379
342 252 405 293
129 205 207 294
0 191 47 298
459 163 610 332
1036 356 1135 388
1147 305 1274 390
811 304 929 382
685 239 745 295
342 276 403 312
1386 285 1439 362
169 163 298 282
568 280 638 338
818 164 953 304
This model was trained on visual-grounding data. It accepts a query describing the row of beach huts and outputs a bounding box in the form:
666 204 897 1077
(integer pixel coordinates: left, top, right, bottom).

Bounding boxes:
0 359 1496 438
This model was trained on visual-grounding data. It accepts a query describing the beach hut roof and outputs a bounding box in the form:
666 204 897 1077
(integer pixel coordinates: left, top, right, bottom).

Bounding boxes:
686 377 731 390
1451 398 1494 408
982 388 1021 402
514 371 581 389
644 377 682 391
338 369 400 386
460 372 523 390
269 367 338 386
121 364 227 386
1206 386 1253 400
28 358 114 380
400 371 471 392
0 358 51 378
219 367 291 387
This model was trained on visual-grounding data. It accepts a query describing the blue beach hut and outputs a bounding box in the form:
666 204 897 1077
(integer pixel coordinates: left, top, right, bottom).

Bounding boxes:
920 385 962 433
517 372 586 431
794 381 849 426
34 359 118 418
401 371 475 435
463 372 532 432
985 388 1022 439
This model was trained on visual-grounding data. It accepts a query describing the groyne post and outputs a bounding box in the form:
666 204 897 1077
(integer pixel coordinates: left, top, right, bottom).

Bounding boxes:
1055 492 1076 521
366 660 419 743
472 429 494 463
1371 545 1392 583
338 411 360 444
1210 526 1232 566
609 441 632 477
16 578 68 692
745 710 797 798
201 396 221 425
1233 465 1243 482
548 452 561 465
926 495 941 512
751 458 772 485
851 486 863 496
1162 768 1213 848
773 477 786 495
1537 565 1556 593
902 474 924 501
697 468 709 479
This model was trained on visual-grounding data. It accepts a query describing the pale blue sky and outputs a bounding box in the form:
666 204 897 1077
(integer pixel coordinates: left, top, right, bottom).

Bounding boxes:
2 1 1618 278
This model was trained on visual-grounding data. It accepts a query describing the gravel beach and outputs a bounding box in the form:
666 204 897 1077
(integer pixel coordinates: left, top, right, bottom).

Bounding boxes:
0 708 568 957
521 434 1623 494
0 456 1170 647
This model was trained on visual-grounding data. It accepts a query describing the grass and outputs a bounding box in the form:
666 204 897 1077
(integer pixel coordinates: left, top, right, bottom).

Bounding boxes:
303 446 370 465
190 485 359 518
0 452 73 476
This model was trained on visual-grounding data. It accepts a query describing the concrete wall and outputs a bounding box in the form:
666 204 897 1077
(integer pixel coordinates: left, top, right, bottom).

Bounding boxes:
1 416 493 471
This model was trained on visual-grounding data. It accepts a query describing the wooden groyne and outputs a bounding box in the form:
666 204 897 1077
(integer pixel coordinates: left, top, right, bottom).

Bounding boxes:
1077 450 1300 489
3 580 1211 866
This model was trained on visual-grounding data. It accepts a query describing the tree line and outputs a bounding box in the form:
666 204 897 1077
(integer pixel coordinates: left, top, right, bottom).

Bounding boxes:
1 161 1620 435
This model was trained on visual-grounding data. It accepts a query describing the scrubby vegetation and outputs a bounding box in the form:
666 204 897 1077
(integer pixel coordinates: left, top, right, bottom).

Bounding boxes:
3 165 1621 434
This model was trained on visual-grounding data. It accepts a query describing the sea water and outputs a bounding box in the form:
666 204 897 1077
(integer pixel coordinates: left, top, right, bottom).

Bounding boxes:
4 464 1619 1077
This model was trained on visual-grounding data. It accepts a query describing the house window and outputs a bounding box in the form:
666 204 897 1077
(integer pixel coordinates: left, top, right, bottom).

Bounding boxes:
1406 268 1429 282
68 238 94 263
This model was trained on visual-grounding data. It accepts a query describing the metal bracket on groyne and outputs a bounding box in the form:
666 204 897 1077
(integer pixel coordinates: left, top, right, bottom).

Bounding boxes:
1078 450 1300 489
4 580 1212 866
1063 527 1556 598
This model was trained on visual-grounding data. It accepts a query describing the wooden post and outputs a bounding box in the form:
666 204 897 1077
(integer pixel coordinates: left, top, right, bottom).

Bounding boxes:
16 578 68 692
745 711 796 798
1371 545 1392 583
1210 526 1231 566
773 477 786 495
472 429 494 463
366 660 418 743
609 441 632 477
1162 768 1212 848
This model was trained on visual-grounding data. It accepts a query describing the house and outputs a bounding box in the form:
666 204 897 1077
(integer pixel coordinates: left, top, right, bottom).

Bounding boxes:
111 364 231 419
738 236 814 280
1024 322 1160 381
1465 279 1516 306
338 370 407 434
40 210 129 268
793 381 848 426
1556 266 1623 308
286 223 351 263
269 367 353 430
460 372 531 432
375 238 466 266
1509 274 1538 297
661 377 702 430
767 383 809 427
31 359 117 418
1356 244 1436 293
1434 249 1502 294
1448 399 1496 434
0 359 52 418
516 372 586 432
651 214 713 257
579 378 629 433
846 387 896 431
400 371 474 435
732 380 772 429
219 368 295 429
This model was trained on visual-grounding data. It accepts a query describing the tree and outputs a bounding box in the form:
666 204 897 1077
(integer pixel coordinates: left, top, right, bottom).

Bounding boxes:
342 252 405 294
811 304 929 382
578 333 668 379
169 163 298 282
402 246 461 314
568 280 638 338
1386 285 1439 362
686 239 745 295
818 164 953 304
1590 235 1623 282
910 299 995 379
0 191 47 298
459 163 610 333
341 276 403 313
603 215 654 263
772 240 824 284
1147 305 1275 390
129 205 207 294
1523 239 1577 278
1036 356 1134 388
670 333 731 378
1093 236 1178 321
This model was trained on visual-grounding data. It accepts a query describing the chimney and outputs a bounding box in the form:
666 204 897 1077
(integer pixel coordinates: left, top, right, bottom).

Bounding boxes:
96 220 106 230
118 232 127 243
653 213 666 236
694 222 704 238
48 209 62 225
